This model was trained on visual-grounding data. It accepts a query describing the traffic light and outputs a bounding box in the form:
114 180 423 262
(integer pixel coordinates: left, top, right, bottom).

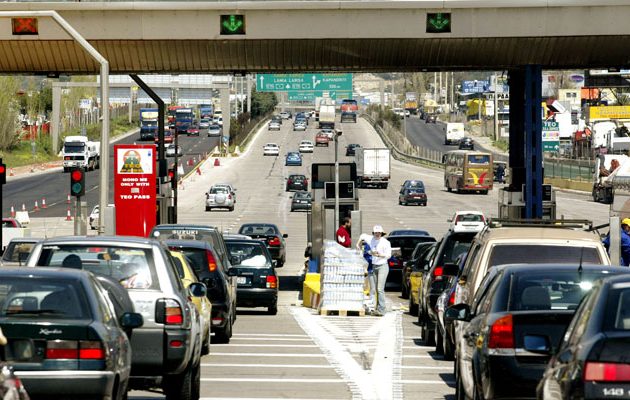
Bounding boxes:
70 168 85 197
0 160 6 185
168 166 176 190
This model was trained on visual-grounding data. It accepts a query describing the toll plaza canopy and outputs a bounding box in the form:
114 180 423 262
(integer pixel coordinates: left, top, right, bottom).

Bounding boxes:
1 1 630 73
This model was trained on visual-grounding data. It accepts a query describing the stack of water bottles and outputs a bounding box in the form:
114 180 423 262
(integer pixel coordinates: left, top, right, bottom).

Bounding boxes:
319 240 367 312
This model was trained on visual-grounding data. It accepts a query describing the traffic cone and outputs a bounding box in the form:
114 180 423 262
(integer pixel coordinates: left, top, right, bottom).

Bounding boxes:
33 201 39 212
41 198 47 209
67 194 71 204
197 167 201 175
10 206 15 218
214 158 220 167
21 203 26 212
65 207 72 221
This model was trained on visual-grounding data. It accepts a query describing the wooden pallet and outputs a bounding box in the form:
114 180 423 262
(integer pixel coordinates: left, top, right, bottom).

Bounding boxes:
319 308 365 317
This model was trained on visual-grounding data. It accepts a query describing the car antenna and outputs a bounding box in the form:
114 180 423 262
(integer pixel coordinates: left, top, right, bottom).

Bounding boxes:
577 246 585 280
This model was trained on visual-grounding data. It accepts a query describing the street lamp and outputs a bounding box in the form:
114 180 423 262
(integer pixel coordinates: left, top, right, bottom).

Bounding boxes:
334 129 343 230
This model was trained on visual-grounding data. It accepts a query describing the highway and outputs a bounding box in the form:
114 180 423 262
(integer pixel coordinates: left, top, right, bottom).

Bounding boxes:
3 129 221 218
128 115 609 399
405 116 451 154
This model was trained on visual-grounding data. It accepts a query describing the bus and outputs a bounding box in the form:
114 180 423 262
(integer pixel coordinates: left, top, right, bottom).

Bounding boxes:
443 150 493 194
167 105 183 124
340 99 358 122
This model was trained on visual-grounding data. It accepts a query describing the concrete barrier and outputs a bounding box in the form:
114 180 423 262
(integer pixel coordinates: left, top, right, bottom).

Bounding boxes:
544 177 591 193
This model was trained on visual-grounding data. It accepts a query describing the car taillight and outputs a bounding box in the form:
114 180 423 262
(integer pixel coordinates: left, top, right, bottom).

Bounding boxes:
206 250 218 272
433 266 444 281
64 156 70 160
268 237 281 246
305 179 309 186
287 179 293 185
228 194 232 200
448 290 456 306
46 340 105 360
266 275 278 289
488 315 514 349
585 362 630 382
156 298 183 325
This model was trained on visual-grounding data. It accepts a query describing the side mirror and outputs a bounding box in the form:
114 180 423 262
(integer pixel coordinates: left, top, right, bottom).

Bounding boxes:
227 268 238 277
447 219 452 223
524 334 552 355
120 312 144 329
202 277 216 289
188 282 207 298
283 234 288 238
442 263 460 277
444 304 472 322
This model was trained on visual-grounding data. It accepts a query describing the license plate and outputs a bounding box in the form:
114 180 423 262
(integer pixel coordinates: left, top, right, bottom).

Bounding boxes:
237 277 248 285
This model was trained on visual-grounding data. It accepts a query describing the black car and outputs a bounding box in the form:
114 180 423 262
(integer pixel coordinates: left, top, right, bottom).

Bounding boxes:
398 187 427 206
448 264 627 400
390 229 430 237
402 241 436 300
419 230 477 345
291 191 311 212
165 240 237 343
286 174 308 191
458 137 475 150
537 273 630 400
425 114 437 123
346 144 361 156
387 235 436 286
1 268 143 399
238 224 288 267
271 115 283 125
225 239 279 314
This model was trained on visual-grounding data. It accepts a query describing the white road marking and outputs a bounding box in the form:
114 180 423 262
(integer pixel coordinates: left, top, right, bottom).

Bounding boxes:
400 380 455 385
201 378 344 383
401 366 452 370
232 333 309 337
230 337 313 342
201 398 338 400
402 355 443 359
201 363 333 369
209 352 325 357
211 344 318 348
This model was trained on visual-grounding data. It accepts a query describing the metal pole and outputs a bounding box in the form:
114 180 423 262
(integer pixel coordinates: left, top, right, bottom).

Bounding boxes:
434 73 437 100
128 86 133 124
99 64 110 234
51 85 61 155
246 74 252 117
334 133 340 231
494 72 499 141
240 76 245 115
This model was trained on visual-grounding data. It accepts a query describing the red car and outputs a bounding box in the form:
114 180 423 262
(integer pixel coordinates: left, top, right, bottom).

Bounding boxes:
315 133 329 147
154 129 174 144
187 125 200 136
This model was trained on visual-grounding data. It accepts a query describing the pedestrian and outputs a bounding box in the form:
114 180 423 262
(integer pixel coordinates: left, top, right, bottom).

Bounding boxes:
496 163 505 184
369 225 392 316
603 218 630 266
357 233 375 313
336 217 352 248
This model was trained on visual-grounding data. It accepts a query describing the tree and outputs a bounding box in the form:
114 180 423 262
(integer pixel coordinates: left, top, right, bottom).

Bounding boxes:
250 89 277 118
0 77 21 151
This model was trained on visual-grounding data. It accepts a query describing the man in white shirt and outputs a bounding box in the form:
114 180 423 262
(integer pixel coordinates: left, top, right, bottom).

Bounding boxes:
369 225 392 316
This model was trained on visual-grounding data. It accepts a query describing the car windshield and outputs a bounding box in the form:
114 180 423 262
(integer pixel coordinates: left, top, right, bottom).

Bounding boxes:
390 230 429 236
508 270 609 311
35 245 158 290
239 225 280 236
288 154 300 159
456 214 484 223
63 143 85 153
226 242 272 268
290 175 306 181
0 277 91 320
389 237 436 258
3 242 36 262
488 245 602 267
294 192 311 199
211 187 228 194
406 189 425 194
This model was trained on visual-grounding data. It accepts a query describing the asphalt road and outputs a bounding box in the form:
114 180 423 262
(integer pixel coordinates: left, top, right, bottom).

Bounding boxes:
405 116 452 154
2 129 221 218
127 115 609 400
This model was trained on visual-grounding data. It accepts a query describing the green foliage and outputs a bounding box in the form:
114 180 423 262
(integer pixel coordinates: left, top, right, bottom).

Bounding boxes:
0 77 21 151
492 139 509 152
250 89 277 118
367 104 401 130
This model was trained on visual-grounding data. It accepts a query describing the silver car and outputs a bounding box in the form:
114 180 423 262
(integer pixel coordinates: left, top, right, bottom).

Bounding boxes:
166 144 183 157
208 124 222 137
25 236 205 399
1 238 40 266
268 121 281 131
199 119 211 129
205 186 235 211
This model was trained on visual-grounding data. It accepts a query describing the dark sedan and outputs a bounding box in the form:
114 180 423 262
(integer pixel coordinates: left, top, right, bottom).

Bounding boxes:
291 191 311 212
448 264 627 400
538 273 630 400
286 174 308 192
425 114 437 123
225 239 279 314
387 235 436 286
458 137 475 150
238 224 288 267
3 268 142 399
346 144 361 156
285 152 303 166
398 188 427 206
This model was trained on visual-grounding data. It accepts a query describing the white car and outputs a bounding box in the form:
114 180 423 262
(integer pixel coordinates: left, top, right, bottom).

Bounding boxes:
166 144 183 157
299 140 314 153
199 119 211 129
393 108 405 118
89 205 99 230
268 121 281 131
205 186 234 212
263 143 280 156
214 116 224 126
293 121 307 131
320 129 335 140
448 210 487 233
208 124 222 137
212 183 237 203
279 111 292 119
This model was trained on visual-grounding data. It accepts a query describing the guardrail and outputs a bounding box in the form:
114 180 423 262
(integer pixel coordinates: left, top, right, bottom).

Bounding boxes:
544 158 593 181
361 113 444 169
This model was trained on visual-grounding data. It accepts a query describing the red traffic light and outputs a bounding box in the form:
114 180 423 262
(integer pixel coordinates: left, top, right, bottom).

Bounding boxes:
0 165 5 174
71 170 83 181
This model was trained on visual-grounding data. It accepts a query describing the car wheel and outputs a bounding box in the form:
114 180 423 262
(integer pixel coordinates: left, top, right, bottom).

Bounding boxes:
214 320 232 344
164 361 194 400
113 377 128 400
201 326 210 356
443 331 455 361
408 296 418 316
401 282 409 299
435 328 444 355
268 303 278 315
456 366 468 400
420 321 435 346
229 206 234 212
205 206 211 212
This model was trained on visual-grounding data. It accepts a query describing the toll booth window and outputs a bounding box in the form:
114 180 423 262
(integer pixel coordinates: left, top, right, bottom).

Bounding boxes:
468 155 490 164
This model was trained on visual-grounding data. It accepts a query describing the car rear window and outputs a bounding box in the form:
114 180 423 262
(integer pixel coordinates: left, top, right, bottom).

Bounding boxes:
3 242 36 262
174 249 208 274
0 277 90 320
406 188 425 194
438 232 477 264
239 225 279 236
35 245 159 290
456 214 485 223
508 270 608 311
389 237 436 258
294 192 311 199
604 288 630 331
488 245 602 267
152 227 219 248
226 242 272 268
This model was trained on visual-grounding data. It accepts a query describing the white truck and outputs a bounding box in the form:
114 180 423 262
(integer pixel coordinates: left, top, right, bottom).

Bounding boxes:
443 122 465 145
62 136 100 172
318 105 336 129
355 148 391 189
592 154 630 204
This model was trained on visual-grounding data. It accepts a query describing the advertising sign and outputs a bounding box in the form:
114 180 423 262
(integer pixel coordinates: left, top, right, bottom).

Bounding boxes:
461 80 489 94
542 121 560 152
588 106 630 120
114 144 156 237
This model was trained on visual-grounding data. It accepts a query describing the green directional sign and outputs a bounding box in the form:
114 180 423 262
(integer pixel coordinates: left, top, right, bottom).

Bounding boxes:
288 91 353 102
426 12 451 33
256 73 353 93
220 15 245 35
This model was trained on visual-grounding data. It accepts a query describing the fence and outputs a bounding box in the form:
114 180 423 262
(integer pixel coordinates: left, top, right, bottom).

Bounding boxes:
543 158 593 181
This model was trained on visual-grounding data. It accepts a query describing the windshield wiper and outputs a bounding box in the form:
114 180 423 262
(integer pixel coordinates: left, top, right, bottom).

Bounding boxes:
4 309 64 316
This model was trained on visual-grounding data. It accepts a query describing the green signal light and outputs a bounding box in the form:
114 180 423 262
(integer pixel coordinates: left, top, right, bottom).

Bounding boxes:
426 12 451 33
220 15 245 35
72 182 83 194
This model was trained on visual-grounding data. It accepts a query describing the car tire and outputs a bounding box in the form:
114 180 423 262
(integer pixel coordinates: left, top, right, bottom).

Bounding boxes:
201 326 210 356
456 366 468 400
164 361 194 400
276 258 285 268
401 282 409 299
268 304 278 315
229 206 234 212
205 206 211 212
421 322 435 346
408 296 418 316
112 377 128 400
214 320 232 344
435 328 444 355
443 332 455 361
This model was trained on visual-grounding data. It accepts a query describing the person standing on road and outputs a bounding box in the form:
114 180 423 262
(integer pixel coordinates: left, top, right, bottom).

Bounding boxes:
496 163 505 184
603 218 630 266
357 233 375 313
369 225 392 316
336 217 352 248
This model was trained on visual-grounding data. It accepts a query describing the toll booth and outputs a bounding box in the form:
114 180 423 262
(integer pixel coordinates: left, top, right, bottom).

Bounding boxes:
308 163 361 272
498 184 556 220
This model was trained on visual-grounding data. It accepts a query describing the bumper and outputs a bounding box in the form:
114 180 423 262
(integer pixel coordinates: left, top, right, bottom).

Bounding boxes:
237 288 278 307
264 152 279 156
402 197 427 205
291 202 311 211
485 355 548 398
63 162 86 169
267 247 283 260
206 201 234 208
211 302 231 330
386 268 403 283
17 370 115 397
286 162 302 166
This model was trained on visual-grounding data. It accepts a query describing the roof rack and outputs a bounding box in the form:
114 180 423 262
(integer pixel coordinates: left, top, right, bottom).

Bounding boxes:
487 218 593 230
